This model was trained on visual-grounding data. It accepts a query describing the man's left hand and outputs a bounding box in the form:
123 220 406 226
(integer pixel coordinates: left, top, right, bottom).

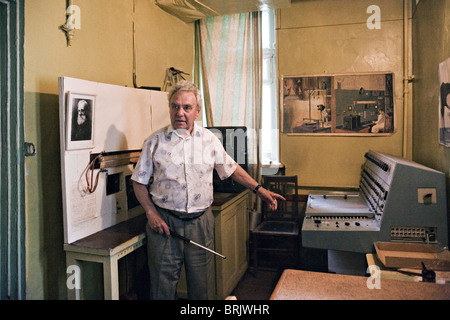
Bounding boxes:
257 187 286 210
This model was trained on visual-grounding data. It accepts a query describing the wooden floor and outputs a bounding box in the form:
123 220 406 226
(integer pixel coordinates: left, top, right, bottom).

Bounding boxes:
121 246 328 300
230 247 328 300
230 269 282 300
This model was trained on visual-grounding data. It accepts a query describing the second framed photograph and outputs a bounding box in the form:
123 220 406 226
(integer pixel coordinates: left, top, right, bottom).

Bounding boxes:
281 72 394 135
66 92 96 150
439 58 450 147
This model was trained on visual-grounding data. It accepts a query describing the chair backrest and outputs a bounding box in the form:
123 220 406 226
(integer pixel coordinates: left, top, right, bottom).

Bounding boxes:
261 175 299 222
384 114 392 132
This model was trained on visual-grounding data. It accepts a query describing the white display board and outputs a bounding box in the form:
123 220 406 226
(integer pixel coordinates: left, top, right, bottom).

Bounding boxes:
59 77 170 243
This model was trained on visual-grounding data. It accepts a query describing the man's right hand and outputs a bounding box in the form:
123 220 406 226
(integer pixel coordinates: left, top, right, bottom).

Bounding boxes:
147 210 170 237
132 181 170 237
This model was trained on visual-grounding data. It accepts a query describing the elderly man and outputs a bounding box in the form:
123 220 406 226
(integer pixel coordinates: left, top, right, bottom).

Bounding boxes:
131 81 284 300
71 99 92 141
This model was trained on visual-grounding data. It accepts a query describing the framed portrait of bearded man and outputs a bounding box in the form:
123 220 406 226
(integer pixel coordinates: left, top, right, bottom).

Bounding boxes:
66 92 95 150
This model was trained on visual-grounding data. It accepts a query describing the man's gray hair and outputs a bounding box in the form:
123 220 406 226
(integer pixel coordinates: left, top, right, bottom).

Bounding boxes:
168 80 203 111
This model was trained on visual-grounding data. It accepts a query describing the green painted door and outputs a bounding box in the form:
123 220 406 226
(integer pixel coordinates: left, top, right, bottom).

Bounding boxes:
0 0 26 300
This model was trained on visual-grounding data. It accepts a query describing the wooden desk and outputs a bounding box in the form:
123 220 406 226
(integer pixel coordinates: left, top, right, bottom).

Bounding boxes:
178 190 250 299
366 253 450 283
64 214 147 300
270 269 450 300
212 190 249 299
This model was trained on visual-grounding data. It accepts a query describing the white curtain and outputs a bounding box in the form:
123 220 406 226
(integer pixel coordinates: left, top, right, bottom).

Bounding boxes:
194 12 262 188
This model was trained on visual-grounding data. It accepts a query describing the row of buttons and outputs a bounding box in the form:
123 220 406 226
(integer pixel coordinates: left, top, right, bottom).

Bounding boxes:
314 220 362 227
364 152 390 172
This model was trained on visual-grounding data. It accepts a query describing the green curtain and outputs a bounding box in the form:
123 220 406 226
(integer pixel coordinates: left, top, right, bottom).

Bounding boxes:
194 12 262 186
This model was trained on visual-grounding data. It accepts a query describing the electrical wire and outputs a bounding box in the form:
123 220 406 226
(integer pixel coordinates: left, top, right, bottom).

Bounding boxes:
78 153 104 195
86 154 102 193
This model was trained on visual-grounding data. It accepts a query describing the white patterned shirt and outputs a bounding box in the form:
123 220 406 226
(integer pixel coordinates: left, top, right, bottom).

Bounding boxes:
131 124 237 213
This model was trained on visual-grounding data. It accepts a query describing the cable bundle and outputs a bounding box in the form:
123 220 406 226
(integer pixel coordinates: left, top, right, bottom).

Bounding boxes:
78 153 104 195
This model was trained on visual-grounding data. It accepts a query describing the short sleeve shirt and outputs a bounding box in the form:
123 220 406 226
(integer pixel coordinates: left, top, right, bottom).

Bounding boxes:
131 124 238 213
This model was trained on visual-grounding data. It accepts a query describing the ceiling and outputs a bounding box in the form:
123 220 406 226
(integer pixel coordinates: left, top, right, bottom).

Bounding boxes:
155 0 291 23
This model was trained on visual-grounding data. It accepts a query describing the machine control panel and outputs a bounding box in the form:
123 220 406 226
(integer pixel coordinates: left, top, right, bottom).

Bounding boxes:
302 150 448 253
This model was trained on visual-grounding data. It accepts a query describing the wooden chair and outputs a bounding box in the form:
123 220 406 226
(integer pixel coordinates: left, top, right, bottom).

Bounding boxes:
381 114 392 133
250 175 300 274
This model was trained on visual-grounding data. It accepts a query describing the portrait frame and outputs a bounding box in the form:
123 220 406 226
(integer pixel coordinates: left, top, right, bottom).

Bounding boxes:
439 57 450 147
281 72 395 136
66 92 96 150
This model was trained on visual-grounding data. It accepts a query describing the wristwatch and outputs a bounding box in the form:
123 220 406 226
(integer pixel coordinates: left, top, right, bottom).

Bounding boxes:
253 184 262 194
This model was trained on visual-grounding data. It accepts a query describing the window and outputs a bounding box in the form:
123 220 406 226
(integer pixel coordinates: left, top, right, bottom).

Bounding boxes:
197 10 279 170
261 9 279 165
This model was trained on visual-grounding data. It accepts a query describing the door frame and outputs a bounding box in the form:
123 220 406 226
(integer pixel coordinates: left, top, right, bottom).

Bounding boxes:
0 0 26 300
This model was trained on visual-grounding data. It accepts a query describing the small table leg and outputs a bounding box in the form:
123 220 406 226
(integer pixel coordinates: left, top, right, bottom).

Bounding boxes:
103 256 119 300
66 252 83 300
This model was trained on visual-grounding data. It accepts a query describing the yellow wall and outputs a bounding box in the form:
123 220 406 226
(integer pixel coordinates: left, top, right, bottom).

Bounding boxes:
412 0 450 238
24 0 194 299
278 0 409 188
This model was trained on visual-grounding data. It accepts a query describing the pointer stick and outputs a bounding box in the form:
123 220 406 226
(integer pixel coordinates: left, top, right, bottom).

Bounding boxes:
170 229 226 259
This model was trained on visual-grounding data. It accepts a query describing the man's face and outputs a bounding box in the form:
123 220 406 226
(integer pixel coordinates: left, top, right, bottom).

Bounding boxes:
169 91 200 133
77 101 87 124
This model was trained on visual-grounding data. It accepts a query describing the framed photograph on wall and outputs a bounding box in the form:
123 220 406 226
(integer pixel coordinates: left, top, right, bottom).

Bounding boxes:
281 72 394 135
439 58 450 147
66 92 95 150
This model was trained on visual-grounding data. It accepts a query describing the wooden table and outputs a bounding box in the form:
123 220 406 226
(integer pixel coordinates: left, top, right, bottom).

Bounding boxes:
366 253 450 283
64 214 147 300
270 269 450 300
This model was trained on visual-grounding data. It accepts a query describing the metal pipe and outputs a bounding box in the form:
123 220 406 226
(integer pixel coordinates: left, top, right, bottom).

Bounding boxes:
403 0 412 159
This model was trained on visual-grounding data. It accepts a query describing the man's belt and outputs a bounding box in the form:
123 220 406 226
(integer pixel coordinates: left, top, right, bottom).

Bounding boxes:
159 206 207 221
